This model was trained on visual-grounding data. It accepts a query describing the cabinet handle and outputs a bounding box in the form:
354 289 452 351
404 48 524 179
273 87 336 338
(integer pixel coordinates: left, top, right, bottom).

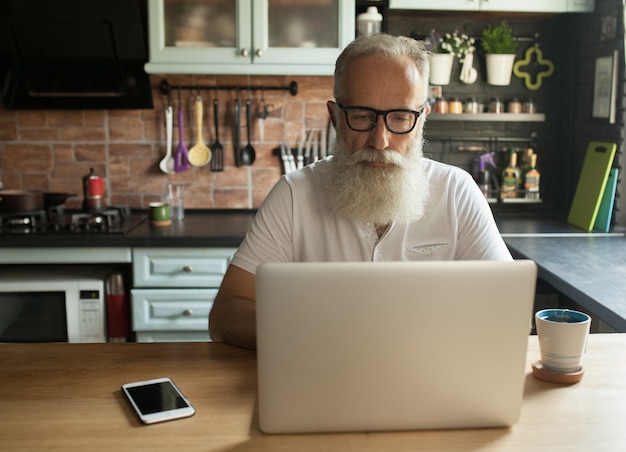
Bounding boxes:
182 266 193 273
182 309 193 316
255 49 263 58
240 48 249 57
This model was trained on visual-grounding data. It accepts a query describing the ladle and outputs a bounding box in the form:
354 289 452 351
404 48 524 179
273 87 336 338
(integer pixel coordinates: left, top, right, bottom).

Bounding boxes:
239 99 256 166
159 106 176 174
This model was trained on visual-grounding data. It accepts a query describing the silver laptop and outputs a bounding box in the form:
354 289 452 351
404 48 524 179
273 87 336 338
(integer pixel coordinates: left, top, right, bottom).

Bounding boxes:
256 260 537 434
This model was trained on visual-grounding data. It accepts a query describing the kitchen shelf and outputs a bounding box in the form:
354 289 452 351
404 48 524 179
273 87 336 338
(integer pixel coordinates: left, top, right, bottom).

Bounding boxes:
428 113 545 122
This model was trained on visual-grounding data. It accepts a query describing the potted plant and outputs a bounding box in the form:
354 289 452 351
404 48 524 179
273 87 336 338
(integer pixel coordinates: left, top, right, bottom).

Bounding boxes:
424 30 452 85
480 22 519 86
425 30 475 85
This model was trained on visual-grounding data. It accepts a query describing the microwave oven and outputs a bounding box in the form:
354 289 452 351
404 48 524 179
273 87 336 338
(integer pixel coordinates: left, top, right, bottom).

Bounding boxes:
0 266 110 343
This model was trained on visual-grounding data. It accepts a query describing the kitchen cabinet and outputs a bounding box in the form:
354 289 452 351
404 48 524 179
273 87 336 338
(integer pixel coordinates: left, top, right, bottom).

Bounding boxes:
145 0 355 75
389 0 593 12
131 247 236 342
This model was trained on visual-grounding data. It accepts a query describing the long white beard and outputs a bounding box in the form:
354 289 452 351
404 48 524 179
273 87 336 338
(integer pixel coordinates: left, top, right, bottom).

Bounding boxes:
322 133 430 226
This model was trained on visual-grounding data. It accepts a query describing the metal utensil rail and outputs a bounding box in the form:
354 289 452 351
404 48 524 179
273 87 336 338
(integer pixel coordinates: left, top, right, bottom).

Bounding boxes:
159 80 298 97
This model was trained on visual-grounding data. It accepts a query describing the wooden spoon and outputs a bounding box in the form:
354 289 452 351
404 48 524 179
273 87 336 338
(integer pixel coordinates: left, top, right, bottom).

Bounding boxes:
188 96 211 167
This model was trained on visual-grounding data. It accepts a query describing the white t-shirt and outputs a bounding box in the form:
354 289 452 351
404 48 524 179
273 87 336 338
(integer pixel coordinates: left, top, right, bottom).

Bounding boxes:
232 157 512 274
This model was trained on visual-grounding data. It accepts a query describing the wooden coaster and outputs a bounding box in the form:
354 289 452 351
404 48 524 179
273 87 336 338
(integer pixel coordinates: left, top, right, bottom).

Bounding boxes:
531 360 584 384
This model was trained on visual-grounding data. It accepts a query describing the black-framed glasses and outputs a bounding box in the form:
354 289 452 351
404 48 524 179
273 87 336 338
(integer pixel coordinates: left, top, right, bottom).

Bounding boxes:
336 102 425 134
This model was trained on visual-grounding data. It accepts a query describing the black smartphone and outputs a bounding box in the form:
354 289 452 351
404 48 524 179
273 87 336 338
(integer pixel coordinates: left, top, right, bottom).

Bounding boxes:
121 377 195 424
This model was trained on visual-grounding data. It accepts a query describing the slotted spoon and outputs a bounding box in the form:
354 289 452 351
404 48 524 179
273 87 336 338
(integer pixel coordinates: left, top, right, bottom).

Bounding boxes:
188 96 211 167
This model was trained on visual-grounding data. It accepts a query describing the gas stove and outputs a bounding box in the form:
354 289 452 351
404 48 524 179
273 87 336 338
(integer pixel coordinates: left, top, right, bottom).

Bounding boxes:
0 205 145 235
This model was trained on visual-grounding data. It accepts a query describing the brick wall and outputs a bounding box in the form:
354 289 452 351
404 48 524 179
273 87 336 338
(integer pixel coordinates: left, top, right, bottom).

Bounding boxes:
0 74 334 210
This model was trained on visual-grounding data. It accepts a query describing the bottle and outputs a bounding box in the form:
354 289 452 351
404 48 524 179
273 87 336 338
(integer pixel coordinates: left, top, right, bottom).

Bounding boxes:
524 154 541 200
520 148 534 181
500 150 520 199
477 152 497 198
356 6 382 36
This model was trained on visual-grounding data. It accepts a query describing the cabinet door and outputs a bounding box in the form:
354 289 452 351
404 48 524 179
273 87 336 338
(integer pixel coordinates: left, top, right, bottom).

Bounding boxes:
132 248 235 288
568 0 594 12
132 288 217 332
389 0 479 11
251 0 354 68
389 0 568 12
479 0 567 12
145 0 252 72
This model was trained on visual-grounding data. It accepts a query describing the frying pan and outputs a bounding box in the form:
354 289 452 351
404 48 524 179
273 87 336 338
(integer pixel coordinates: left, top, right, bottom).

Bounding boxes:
0 190 77 212
43 192 77 208
0 190 44 212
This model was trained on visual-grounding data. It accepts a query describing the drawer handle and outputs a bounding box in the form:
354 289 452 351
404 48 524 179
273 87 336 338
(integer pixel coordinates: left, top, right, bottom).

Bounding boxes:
182 266 193 273
182 309 193 316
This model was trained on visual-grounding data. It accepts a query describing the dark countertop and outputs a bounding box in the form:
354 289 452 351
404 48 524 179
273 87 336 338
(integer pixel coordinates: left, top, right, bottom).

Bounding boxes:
0 209 256 249
1 210 624 332
496 214 626 333
504 234 626 332
125 210 254 247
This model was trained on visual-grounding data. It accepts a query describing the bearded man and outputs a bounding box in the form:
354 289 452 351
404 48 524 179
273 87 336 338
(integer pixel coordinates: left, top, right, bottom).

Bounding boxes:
209 34 511 350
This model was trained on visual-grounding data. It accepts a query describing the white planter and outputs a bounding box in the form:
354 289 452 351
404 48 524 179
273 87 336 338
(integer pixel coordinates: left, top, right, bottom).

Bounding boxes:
485 54 516 86
429 53 454 86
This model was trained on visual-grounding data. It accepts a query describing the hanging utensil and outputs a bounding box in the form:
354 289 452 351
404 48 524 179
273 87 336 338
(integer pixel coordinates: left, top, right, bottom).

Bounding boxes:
240 98 256 166
188 96 211 167
210 96 224 172
234 97 241 166
174 93 190 172
159 106 175 174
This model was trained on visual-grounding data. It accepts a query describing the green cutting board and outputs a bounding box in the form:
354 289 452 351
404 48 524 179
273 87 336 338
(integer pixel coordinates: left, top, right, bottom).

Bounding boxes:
568 141 617 232
593 168 618 232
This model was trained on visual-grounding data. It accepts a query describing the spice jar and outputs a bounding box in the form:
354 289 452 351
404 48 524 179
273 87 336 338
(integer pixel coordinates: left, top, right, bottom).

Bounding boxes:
522 98 536 114
507 98 522 113
464 97 479 114
434 97 448 114
489 98 503 113
448 97 463 114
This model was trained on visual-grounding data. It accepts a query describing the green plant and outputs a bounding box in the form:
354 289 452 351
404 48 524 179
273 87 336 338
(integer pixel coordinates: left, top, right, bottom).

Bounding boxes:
425 30 476 63
480 22 519 54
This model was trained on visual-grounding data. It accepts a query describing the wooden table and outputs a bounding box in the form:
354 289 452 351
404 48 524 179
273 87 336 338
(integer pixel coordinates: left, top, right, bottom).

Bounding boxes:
1 335 625 451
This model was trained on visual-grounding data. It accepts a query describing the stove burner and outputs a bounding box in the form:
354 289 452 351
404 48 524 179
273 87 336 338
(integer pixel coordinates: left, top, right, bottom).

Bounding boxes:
70 209 122 232
0 204 135 234
0 210 47 233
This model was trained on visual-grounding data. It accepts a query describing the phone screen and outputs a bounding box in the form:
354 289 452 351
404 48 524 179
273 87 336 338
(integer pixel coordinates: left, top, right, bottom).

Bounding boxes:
125 381 189 415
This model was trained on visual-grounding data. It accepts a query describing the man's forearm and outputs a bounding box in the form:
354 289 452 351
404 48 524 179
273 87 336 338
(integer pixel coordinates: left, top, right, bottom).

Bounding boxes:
209 296 257 350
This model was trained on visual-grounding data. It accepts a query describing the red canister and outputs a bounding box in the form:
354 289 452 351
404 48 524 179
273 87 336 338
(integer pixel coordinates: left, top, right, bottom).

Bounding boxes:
105 272 130 342
88 176 104 198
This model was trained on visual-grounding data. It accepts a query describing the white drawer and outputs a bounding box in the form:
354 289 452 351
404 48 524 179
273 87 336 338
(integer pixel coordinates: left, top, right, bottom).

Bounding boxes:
132 288 217 332
132 248 236 287
135 331 211 343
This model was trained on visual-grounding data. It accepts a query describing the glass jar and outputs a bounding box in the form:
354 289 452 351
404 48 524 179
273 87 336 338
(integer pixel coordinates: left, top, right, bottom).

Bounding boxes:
448 97 463 114
507 98 522 114
464 97 479 114
522 98 536 114
434 97 448 114
489 98 503 113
